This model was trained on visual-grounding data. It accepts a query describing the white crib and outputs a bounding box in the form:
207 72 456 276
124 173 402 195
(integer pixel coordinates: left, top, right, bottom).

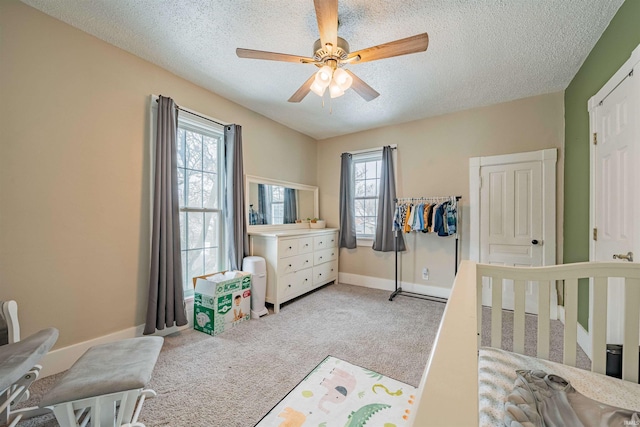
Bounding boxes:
409 260 640 426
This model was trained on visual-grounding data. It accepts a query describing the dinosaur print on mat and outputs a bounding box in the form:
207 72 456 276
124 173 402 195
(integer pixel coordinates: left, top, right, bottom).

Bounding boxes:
255 356 415 427
343 403 391 427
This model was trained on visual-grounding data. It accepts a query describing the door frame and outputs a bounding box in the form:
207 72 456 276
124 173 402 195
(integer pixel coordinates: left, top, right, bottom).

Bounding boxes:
587 43 640 356
469 149 557 266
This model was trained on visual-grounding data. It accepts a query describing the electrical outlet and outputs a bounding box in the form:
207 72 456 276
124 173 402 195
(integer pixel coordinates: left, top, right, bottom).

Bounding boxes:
422 267 429 280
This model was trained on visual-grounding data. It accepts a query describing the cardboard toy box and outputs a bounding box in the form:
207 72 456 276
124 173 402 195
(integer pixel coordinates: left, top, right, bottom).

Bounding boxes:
192 270 252 336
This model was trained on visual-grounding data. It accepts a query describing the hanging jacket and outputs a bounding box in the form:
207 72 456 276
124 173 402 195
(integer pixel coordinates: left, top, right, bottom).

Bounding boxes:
434 203 448 236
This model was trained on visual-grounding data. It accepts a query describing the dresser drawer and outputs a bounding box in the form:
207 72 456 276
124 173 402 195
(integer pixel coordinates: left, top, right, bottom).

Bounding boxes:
312 260 338 286
298 237 313 254
277 252 313 276
313 233 337 250
280 269 313 299
313 247 337 266
278 238 299 258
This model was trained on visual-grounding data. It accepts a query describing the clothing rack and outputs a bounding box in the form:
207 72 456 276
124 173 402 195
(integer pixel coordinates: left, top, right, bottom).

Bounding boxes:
389 195 462 302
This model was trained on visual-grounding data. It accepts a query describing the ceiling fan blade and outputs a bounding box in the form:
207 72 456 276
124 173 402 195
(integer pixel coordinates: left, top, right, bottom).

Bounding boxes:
345 70 379 102
347 33 429 64
236 48 316 64
314 0 338 52
288 73 317 103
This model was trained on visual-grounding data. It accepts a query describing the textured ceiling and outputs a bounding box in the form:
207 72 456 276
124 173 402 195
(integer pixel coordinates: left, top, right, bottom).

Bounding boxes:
22 0 624 140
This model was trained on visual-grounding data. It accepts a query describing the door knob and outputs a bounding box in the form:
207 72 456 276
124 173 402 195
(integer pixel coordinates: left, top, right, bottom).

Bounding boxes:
613 252 634 262
531 239 539 245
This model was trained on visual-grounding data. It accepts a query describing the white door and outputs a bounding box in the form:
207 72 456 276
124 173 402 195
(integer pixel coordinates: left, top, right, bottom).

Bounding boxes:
470 149 557 315
591 72 640 344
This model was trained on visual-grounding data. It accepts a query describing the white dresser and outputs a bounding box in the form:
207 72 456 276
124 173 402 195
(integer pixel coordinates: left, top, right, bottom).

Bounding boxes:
249 228 339 313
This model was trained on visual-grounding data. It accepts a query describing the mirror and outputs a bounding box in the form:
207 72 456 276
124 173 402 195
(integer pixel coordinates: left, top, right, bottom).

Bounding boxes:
245 175 318 229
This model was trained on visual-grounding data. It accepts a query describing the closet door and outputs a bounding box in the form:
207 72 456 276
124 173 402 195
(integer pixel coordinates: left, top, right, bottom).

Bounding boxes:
476 150 556 315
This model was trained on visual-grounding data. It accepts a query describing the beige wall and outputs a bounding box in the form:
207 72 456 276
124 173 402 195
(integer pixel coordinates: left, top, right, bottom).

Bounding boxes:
317 92 565 291
0 1 316 348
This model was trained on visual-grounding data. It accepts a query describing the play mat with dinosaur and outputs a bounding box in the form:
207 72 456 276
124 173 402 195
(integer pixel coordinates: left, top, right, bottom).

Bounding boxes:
254 356 417 427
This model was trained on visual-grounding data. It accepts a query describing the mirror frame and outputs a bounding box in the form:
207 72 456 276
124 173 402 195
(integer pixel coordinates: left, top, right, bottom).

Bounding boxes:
244 175 319 232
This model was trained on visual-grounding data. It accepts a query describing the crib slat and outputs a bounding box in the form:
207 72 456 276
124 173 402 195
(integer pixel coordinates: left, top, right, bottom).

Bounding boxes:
491 275 503 348
513 280 526 354
622 278 640 383
563 278 578 366
591 277 608 375
536 280 550 359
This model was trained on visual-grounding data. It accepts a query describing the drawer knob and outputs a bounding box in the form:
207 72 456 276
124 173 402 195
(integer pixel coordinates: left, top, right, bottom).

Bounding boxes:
305 278 308 282
288 264 292 267
331 269 334 272
288 246 292 250
319 273 322 276
288 284 292 288
305 260 309 263
319 256 323 260
331 252 334 256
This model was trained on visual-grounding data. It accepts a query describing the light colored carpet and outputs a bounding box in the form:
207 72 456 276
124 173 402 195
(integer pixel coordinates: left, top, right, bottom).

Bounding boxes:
16 282 589 426
17 283 444 427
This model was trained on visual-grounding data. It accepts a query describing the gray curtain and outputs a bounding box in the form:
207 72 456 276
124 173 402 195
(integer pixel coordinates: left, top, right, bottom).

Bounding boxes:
373 146 405 252
258 184 271 225
338 153 357 249
144 95 188 335
283 188 297 224
224 124 248 271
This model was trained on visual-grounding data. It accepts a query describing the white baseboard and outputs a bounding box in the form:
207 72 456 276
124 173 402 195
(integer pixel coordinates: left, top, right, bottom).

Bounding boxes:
556 305 592 360
41 304 194 377
577 321 592 360
338 272 451 300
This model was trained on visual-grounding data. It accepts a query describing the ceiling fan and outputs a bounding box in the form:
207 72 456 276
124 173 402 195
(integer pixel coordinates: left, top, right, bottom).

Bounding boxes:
236 0 429 103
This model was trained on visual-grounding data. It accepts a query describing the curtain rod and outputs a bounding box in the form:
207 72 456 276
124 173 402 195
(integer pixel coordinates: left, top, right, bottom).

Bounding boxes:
177 106 230 128
341 144 397 157
155 96 230 128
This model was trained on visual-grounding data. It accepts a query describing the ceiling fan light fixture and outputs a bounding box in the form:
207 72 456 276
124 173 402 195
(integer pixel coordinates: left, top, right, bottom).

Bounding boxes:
316 65 333 86
333 68 353 91
310 80 327 97
328 80 345 98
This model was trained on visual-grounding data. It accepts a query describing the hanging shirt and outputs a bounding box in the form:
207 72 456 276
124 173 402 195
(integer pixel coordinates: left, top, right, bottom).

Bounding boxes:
446 200 457 235
403 204 413 233
393 204 401 232
421 203 431 233
412 203 424 231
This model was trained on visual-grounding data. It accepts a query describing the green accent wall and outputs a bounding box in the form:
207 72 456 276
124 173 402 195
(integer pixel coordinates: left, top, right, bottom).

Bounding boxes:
564 0 640 329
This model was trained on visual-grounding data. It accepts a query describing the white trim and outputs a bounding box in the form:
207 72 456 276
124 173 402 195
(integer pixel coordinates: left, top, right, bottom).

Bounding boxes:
40 303 194 378
338 272 451 300
577 321 592 360
469 158 480 262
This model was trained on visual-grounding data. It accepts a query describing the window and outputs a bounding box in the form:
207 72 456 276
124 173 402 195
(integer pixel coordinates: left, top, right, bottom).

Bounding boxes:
353 151 383 238
176 114 225 297
270 185 285 225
